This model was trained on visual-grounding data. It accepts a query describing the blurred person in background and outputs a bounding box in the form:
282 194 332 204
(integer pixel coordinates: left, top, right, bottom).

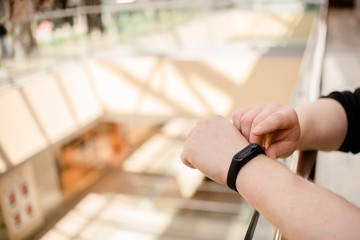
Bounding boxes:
0 0 10 58
52 0 75 30
181 88 360 239
9 0 38 56
0 22 9 58
84 0 104 35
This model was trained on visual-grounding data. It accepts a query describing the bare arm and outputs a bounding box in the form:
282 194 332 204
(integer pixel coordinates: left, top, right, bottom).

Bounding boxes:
296 98 348 151
238 154 360 239
181 115 360 239
232 98 348 158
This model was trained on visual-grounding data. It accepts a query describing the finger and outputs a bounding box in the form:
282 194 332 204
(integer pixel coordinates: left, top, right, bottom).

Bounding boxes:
183 160 196 169
180 149 196 169
238 104 266 140
269 129 291 143
232 106 251 129
249 132 264 146
252 107 298 136
266 141 296 159
249 104 282 144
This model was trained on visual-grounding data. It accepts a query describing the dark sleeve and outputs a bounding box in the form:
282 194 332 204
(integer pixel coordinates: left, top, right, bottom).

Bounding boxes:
324 88 360 153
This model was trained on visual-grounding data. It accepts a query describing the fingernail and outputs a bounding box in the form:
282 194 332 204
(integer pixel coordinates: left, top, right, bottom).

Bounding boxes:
252 126 263 134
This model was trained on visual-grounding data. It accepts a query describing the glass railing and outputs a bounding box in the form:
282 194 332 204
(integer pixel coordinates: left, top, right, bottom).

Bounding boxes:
1 0 322 83
0 0 225 83
251 1 328 239
0 1 327 239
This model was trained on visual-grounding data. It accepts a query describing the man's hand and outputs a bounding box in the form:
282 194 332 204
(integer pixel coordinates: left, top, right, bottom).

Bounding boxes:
181 115 249 184
232 103 300 159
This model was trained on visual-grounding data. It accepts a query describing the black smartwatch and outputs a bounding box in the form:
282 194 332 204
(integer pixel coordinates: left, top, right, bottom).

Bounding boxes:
227 143 265 192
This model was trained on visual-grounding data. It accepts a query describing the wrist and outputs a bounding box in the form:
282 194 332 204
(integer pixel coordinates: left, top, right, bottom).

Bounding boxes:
235 153 269 195
227 144 265 192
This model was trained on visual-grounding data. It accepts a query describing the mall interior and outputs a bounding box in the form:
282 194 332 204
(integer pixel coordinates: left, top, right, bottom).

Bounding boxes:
0 0 360 239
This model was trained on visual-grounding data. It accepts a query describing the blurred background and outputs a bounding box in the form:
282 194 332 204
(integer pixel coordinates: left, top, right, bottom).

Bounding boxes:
0 0 359 239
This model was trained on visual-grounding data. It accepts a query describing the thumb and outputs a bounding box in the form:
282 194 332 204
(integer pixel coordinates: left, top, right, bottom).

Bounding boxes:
265 147 277 160
266 141 295 160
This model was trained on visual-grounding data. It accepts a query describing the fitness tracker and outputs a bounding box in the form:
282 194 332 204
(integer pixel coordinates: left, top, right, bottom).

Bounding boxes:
227 143 265 192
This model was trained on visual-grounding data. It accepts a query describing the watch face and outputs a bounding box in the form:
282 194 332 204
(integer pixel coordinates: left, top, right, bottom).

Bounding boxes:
233 144 264 161
227 144 265 192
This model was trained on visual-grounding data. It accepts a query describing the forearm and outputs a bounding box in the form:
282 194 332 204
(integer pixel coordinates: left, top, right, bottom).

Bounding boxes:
296 98 347 151
236 155 360 239
181 115 360 239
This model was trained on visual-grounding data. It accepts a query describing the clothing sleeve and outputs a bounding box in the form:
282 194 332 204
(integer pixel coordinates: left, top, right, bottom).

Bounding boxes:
324 88 360 153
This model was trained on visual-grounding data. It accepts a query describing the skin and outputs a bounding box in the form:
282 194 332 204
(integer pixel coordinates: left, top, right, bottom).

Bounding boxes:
232 102 300 159
295 98 348 151
232 98 348 158
180 99 360 239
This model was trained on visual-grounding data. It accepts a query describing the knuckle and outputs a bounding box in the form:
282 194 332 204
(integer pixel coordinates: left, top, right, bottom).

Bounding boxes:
196 118 210 128
257 103 267 109
288 107 298 119
232 109 241 118
249 135 261 144
232 111 241 124
281 106 298 121
241 112 252 123
253 115 263 125
212 114 222 119
271 102 283 108
283 105 294 112
272 111 283 120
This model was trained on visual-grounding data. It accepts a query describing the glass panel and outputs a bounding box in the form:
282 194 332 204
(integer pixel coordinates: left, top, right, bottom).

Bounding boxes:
38 118 255 240
250 2 326 239
89 61 144 114
57 65 102 125
0 1 321 85
0 2 325 239
0 89 47 164
23 75 77 143
89 54 301 118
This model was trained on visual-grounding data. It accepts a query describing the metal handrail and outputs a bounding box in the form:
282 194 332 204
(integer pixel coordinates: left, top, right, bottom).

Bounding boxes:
7 0 327 23
245 210 260 240
6 0 228 23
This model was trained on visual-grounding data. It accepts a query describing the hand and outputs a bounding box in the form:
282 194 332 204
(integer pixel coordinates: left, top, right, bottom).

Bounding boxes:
181 115 249 185
232 103 300 159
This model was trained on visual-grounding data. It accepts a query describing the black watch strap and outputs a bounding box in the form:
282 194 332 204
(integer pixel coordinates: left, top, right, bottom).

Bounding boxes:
227 144 265 192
